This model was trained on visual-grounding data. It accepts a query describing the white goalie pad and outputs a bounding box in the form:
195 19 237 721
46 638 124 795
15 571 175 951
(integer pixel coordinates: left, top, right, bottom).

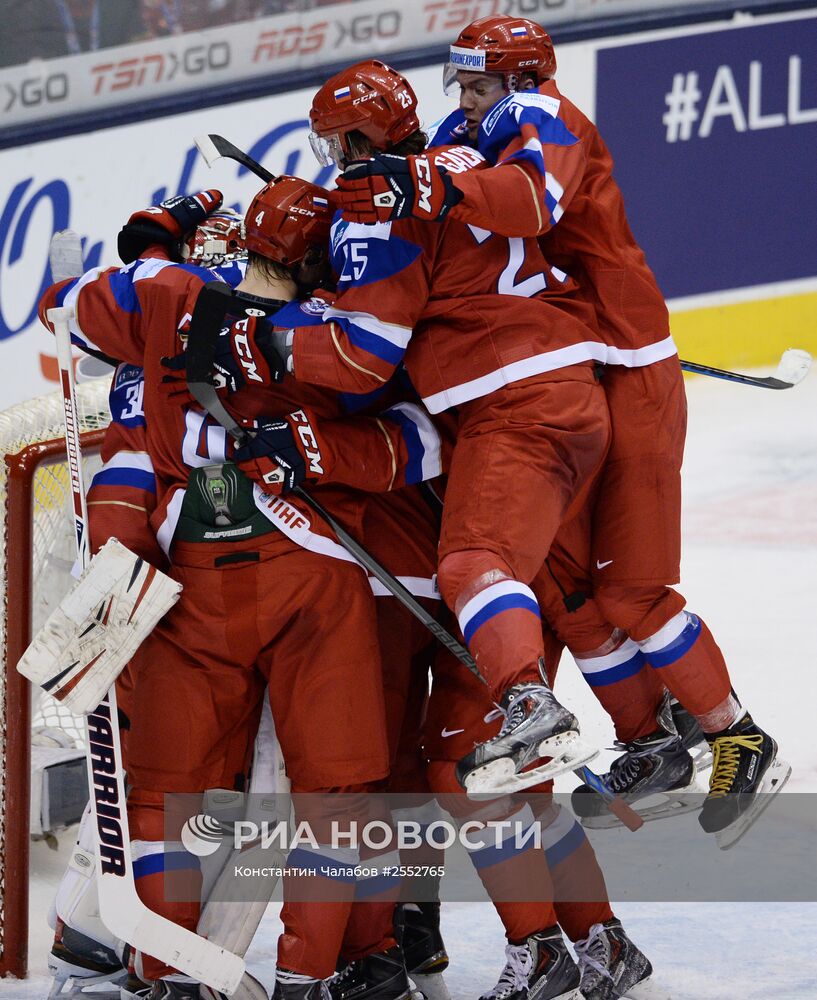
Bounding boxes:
17 538 182 715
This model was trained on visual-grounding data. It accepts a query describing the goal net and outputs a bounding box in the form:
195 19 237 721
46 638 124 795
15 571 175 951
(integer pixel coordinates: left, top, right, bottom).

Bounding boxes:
0 378 111 978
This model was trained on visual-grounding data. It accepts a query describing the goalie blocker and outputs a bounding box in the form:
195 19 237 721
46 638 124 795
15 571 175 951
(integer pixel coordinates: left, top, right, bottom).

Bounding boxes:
17 538 182 716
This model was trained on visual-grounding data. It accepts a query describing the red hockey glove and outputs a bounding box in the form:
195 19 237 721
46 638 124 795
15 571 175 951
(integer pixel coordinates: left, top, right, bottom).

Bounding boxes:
160 320 289 401
336 154 463 224
234 410 327 495
118 189 223 264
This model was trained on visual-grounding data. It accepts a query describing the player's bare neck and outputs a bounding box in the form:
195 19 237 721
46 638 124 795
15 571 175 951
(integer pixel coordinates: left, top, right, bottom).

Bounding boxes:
237 269 297 304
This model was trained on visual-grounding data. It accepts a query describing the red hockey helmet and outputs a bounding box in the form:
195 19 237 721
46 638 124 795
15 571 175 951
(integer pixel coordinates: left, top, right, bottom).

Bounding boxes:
443 16 556 94
243 176 334 266
309 60 420 168
179 209 246 267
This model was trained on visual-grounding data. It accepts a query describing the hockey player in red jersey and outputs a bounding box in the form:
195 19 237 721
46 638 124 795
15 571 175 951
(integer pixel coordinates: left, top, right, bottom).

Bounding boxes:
333 18 789 856
38 178 442 1000
251 60 613 799
45 207 256 1000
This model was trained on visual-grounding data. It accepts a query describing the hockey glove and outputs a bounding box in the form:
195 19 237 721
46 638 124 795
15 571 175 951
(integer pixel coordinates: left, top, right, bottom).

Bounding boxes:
160 320 289 401
118 189 223 264
234 410 326 495
336 154 463 224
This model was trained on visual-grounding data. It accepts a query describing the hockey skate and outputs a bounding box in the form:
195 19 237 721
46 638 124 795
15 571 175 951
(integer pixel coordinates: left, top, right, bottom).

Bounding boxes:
697 712 792 850
47 920 126 999
328 946 420 1000
135 971 269 1000
478 926 581 1000
668 699 711 772
118 945 152 1000
572 697 698 829
395 903 450 1000
456 677 597 795
574 919 671 1000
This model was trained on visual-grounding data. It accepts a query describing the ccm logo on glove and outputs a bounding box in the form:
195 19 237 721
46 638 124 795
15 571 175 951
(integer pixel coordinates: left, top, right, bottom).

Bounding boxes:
290 409 323 475
233 320 264 384
414 157 434 215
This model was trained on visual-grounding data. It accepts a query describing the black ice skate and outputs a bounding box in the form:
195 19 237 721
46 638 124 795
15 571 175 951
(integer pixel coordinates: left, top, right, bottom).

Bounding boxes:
119 945 149 1000
140 972 268 1000
478 926 581 1000
698 711 791 849
456 676 597 795
395 902 451 1000
575 919 671 1000
571 696 697 828
668 698 711 771
47 919 126 999
329 946 420 1000
133 970 269 1000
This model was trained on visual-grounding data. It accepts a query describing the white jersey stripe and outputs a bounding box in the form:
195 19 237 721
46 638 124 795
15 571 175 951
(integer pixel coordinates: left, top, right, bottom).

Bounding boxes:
421 335 678 413
61 268 104 352
637 610 691 655
156 487 185 556
97 451 154 474
369 576 440 599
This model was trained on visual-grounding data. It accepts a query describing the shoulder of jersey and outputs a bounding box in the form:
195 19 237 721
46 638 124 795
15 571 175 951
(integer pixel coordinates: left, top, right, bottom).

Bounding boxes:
270 296 330 329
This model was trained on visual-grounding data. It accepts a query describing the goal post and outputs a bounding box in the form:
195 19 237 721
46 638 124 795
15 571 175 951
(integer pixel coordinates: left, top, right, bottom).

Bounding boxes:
0 379 111 978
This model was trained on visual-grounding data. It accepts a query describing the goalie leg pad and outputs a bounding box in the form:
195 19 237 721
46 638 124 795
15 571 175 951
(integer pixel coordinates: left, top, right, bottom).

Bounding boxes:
17 538 182 715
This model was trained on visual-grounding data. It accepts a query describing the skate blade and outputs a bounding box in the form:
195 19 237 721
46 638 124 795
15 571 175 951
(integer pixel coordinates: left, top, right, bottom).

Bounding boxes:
411 972 451 1000
47 978 124 1000
623 975 674 999
210 971 269 1000
580 779 704 830
688 744 713 773
47 959 126 999
715 757 792 851
464 733 598 796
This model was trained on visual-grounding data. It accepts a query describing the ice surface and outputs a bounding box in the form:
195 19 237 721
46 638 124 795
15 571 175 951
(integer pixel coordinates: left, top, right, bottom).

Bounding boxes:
6 373 817 999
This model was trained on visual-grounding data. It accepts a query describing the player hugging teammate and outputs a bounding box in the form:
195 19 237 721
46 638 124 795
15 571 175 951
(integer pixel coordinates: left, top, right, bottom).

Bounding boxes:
36 14 789 1000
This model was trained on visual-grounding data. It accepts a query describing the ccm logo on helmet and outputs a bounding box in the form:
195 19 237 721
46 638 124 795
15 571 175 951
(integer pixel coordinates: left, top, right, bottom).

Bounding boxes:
290 409 323 474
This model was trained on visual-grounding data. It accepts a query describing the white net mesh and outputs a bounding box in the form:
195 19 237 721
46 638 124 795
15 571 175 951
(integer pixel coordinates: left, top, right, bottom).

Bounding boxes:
0 378 112 970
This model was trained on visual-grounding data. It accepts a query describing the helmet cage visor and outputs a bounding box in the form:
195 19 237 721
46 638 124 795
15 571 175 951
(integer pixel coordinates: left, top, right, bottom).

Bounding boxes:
309 131 345 168
443 45 487 95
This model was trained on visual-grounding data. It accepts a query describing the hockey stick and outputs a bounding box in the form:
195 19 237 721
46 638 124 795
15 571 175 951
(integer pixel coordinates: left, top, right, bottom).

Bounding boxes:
48 305 252 997
183 285 643 830
680 349 812 389
195 134 276 184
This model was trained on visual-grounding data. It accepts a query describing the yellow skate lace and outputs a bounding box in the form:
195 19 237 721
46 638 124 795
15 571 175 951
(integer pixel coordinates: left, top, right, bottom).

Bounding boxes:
708 734 764 797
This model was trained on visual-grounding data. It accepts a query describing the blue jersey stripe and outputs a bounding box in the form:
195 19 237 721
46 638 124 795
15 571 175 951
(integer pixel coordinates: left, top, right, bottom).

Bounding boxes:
463 593 540 645
133 851 200 879
544 821 586 868
343 320 406 366
91 468 156 492
107 269 142 315
55 278 79 308
470 828 539 870
645 615 702 669
580 652 645 688
382 407 424 485
286 848 358 882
